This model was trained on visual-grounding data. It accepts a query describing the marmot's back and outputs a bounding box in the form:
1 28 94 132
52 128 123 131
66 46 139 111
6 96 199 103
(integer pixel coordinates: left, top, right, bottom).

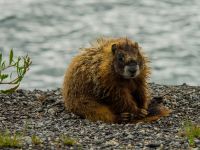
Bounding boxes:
63 37 122 103
63 48 102 100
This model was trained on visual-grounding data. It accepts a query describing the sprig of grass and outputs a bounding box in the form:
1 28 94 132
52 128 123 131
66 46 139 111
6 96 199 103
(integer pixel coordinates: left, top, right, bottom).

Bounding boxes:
0 49 32 94
60 135 77 146
0 130 22 148
180 121 200 147
31 135 42 145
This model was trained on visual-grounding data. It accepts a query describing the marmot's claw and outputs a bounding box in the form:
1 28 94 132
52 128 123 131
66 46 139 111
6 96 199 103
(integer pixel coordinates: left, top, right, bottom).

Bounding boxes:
120 112 136 123
120 112 132 122
137 108 148 118
120 110 148 122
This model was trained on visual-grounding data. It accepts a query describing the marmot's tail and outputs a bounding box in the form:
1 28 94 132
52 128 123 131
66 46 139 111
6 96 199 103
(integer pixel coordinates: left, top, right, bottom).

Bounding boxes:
148 96 172 117
133 97 172 123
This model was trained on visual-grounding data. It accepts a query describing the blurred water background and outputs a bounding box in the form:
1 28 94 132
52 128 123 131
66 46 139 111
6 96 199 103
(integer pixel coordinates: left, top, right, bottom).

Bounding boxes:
0 0 200 89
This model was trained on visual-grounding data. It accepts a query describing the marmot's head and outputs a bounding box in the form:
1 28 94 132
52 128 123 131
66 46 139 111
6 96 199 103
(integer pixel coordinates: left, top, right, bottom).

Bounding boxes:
111 39 144 79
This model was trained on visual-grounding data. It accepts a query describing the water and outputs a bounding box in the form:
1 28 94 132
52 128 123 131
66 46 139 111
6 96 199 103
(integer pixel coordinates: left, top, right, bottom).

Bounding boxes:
0 0 200 89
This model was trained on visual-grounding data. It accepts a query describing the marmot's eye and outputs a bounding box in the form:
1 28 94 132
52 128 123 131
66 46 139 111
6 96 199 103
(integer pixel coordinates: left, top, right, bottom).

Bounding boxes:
117 53 124 62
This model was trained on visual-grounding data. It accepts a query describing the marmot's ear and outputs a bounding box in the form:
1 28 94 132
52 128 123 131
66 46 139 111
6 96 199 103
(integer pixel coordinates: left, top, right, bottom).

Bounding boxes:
135 42 139 49
112 44 117 54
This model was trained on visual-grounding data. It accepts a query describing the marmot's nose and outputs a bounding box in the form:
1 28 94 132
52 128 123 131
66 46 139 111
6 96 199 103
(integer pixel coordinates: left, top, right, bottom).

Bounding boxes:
128 66 137 74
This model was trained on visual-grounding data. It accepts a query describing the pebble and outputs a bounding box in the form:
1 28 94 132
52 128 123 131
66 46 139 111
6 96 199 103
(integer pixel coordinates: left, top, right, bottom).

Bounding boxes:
105 139 119 146
22 136 32 144
194 139 200 146
48 108 56 115
0 84 199 149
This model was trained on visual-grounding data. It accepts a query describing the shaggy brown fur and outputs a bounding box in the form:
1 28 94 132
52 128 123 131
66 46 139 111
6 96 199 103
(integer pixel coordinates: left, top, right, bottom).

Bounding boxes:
62 37 171 123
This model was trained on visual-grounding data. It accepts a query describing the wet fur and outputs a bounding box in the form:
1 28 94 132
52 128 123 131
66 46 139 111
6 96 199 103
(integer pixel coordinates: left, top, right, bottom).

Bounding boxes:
62 37 171 123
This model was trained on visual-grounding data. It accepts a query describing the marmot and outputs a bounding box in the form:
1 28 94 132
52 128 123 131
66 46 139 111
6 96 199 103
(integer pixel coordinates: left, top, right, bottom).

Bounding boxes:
62 37 171 123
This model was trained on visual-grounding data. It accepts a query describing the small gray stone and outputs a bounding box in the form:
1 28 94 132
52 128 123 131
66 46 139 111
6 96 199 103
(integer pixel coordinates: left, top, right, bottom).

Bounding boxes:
194 139 200 146
23 136 32 144
48 108 56 115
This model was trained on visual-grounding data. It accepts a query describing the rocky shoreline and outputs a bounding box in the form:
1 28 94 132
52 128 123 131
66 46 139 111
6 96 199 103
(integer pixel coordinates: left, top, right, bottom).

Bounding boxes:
0 83 200 149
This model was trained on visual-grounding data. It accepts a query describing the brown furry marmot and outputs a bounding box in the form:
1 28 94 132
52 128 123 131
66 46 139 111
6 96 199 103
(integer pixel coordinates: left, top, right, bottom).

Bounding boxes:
62 37 171 123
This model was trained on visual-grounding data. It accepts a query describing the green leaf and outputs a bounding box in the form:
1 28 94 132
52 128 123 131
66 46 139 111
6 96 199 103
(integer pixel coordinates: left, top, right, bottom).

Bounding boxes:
0 74 8 81
0 52 2 65
1 61 6 69
16 60 20 75
9 49 13 65
0 49 32 94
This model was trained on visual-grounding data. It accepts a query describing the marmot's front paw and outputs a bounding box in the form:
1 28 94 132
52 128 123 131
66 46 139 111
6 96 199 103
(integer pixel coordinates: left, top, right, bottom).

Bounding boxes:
137 108 148 118
120 112 134 123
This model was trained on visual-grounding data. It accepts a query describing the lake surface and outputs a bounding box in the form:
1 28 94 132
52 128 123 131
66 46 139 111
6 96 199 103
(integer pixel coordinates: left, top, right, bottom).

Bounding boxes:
0 0 200 89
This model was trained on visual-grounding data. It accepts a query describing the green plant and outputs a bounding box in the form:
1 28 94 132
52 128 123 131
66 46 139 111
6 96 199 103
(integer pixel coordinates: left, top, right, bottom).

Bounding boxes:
0 49 31 94
181 121 200 147
60 135 76 146
0 130 22 148
31 135 42 145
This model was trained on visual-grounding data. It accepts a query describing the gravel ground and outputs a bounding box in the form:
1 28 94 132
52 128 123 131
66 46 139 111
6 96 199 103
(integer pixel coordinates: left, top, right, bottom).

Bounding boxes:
0 83 200 150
